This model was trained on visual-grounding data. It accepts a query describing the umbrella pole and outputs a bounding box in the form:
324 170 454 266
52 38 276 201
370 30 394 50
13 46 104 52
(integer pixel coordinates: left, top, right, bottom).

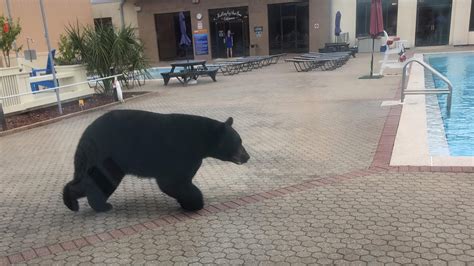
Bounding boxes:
370 37 375 77
185 45 188 62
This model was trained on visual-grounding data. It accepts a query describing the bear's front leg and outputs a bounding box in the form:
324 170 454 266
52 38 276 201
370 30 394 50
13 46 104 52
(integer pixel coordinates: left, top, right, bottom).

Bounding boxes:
157 180 204 211
177 183 204 211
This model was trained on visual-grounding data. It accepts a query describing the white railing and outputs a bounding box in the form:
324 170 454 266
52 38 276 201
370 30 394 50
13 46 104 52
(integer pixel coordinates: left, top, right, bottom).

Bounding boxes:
0 74 122 101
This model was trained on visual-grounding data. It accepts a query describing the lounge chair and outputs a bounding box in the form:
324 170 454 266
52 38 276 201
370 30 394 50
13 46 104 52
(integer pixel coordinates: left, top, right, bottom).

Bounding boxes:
208 54 285 76
30 49 56 92
285 52 351 72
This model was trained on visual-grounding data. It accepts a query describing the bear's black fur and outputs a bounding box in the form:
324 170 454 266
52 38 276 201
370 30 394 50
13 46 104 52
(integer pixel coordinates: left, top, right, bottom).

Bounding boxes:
63 110 250 212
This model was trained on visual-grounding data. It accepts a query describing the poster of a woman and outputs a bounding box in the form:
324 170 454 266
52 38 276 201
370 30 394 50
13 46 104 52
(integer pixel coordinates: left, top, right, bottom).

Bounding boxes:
224 30 233 58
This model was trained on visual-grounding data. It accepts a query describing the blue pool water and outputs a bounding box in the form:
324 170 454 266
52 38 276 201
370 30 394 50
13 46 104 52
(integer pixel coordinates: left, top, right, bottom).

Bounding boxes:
146 67 183 79
426 52 474 156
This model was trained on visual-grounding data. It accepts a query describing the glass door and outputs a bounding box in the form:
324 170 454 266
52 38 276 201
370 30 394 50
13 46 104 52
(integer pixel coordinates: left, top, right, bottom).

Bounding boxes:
415 0 452 46
268 1 309 55
209 7 250 58
281 17 297 51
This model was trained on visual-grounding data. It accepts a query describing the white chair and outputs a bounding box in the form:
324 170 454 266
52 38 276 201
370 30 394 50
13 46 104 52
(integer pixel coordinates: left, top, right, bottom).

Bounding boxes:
378 31 408 75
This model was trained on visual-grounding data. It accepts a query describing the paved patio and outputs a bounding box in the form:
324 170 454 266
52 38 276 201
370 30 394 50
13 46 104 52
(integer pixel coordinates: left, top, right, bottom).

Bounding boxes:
1 50 474 265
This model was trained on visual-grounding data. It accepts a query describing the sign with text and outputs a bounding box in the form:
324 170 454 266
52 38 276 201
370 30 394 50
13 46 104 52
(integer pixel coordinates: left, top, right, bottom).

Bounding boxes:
193 29 209 55
254 26 263 38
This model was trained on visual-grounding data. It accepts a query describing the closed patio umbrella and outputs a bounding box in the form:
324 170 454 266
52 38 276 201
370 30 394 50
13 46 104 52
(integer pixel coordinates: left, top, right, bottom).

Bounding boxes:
360 0 384 79
335 11 342 42
370 0 384 76
179 12 192 61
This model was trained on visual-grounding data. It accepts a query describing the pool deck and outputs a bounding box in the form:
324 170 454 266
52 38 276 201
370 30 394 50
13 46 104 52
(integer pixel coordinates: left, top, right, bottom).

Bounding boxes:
1 48 474 265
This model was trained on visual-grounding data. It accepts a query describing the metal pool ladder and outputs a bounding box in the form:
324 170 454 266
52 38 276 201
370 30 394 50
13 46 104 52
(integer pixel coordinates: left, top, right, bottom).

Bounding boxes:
401 58 453 116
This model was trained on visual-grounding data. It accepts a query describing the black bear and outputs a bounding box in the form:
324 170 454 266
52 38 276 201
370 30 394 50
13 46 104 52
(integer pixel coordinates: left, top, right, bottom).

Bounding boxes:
63 110 250 212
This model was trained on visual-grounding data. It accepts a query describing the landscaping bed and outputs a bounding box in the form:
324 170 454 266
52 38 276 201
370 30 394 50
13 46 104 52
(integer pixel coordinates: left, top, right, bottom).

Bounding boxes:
4 91 150 130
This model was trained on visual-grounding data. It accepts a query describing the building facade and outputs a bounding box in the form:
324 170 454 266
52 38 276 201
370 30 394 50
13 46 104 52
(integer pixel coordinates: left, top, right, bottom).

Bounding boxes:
92 0 139 34
95 0 331 65
331 0 474 48
91 0 474 65
0 0 94 67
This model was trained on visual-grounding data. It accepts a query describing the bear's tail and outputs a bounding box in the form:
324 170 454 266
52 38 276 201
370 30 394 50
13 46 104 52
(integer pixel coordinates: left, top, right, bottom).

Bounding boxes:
63 180 80 211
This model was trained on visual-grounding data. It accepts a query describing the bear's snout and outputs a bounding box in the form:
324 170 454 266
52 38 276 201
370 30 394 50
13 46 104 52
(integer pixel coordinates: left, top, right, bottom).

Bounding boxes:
232 146 250 165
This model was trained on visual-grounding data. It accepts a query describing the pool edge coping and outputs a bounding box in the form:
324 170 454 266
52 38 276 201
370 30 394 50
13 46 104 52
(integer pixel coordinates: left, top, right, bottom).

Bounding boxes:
371 53 474 171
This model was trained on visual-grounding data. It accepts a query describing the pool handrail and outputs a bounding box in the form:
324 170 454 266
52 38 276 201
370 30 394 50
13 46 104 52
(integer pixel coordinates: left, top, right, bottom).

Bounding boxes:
401 58 453 117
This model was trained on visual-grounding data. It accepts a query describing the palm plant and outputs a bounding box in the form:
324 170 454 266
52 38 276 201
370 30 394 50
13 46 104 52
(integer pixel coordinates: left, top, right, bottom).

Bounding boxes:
64 23 149 94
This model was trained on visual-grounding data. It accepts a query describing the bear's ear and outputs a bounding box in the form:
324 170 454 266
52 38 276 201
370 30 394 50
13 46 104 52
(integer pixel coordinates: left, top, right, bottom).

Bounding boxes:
224 117 233 126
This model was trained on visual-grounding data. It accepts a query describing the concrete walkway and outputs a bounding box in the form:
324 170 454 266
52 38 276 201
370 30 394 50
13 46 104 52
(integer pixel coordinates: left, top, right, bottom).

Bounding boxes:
1 51 473 265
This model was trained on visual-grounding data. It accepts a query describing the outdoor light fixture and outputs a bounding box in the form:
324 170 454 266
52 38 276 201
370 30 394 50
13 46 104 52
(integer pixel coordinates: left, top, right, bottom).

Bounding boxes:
192 0 200 4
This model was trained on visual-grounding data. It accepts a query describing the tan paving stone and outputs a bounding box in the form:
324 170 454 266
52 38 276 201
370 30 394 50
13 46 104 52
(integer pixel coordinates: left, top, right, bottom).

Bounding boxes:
2 51 474 264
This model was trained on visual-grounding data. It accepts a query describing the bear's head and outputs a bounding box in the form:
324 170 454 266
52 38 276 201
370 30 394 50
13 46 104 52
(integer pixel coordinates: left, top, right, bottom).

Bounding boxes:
210 117 250 165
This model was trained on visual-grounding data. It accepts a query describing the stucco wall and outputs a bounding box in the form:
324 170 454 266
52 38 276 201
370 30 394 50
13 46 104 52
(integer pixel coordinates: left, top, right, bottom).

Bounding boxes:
92 1 139 32
330 0 357 46
450 0 472 45
0 0 94 55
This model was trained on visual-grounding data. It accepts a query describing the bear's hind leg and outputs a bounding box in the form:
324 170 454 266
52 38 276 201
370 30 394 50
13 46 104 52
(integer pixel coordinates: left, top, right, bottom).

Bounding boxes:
85 166 114 212
63 179 85 211
85 158 124 212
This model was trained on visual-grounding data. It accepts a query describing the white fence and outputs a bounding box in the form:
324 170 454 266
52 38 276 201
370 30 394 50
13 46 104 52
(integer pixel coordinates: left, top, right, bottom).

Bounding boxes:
0 64 94 114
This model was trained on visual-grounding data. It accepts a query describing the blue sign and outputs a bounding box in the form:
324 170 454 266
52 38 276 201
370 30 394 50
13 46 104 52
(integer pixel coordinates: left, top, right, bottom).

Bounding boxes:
193 30 208 55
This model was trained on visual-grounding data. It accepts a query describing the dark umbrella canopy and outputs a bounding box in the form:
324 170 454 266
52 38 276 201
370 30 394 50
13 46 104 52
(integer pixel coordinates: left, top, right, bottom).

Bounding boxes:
335 11 342 37
370 0 384 37
179 12 191 47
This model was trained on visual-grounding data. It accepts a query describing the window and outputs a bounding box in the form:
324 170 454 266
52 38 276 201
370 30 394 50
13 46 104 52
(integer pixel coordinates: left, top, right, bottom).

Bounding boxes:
154 12 194 61
356 0 398 37
267 1 309 55
94 17 113 29
470 0 474 31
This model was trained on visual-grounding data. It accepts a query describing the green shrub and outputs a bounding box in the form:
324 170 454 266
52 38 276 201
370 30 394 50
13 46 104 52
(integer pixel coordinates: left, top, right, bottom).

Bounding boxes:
65 23 149 94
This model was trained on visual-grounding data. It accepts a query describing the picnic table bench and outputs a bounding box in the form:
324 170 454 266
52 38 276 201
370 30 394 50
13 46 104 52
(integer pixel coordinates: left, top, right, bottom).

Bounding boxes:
161 60 218 86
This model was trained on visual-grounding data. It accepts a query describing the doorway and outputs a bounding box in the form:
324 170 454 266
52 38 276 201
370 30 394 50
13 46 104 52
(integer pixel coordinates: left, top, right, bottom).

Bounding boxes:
155 12 194 61
209 7 250 58
268 1 309 55
415 0 452 46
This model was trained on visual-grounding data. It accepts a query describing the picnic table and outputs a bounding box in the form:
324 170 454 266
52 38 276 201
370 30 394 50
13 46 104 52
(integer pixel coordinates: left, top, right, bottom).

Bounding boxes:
161 60 218 86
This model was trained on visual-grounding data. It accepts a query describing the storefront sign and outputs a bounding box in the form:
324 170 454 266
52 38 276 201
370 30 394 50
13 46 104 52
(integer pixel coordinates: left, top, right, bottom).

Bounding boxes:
215 10 243 21
254 26 263 38
193 29 209 55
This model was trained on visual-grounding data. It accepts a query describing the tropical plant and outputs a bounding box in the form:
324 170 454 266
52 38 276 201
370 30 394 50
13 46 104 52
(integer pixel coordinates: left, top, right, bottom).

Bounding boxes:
55 34 80 65
65 23 149 94
0 16 22 67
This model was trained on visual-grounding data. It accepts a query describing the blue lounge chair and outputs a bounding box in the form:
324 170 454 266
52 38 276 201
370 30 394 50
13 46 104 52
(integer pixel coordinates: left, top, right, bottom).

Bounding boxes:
30 49 56 92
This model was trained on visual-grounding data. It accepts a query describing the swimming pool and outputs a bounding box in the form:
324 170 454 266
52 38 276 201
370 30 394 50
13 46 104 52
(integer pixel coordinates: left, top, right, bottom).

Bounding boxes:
425 52 474 156
146 67 184 79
